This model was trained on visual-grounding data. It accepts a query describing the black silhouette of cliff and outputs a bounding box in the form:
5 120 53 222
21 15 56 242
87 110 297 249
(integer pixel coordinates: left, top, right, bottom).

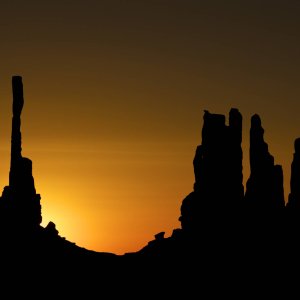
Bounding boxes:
0 76 299 294
0 77 118 285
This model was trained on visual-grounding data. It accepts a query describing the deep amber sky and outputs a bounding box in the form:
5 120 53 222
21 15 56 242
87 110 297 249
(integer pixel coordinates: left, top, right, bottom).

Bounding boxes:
0 1 299 254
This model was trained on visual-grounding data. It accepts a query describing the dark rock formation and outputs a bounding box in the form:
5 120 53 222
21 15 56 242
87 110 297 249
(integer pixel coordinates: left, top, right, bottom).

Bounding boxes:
0 76 42 231
0 76 118 275
287 138 300 209
179 108 244 232
198 108 244 207
244 114 285 210
0 76 300 294
143 109 295 268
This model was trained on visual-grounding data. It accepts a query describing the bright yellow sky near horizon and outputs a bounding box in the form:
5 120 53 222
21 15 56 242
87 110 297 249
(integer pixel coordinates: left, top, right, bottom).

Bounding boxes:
0 1 300 254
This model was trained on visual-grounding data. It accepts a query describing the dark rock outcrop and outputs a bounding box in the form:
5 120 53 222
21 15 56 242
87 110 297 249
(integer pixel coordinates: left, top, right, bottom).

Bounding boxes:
287 138 300 209
0 76 117 272
179 108 244 233
0 76 42 232
142 109 295 267
244 114 285 210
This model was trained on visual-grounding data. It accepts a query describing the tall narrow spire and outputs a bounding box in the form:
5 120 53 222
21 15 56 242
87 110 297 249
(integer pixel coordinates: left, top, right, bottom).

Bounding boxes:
10 76 24 187
244 114 285 209
287 138 300 209
0 75 43 227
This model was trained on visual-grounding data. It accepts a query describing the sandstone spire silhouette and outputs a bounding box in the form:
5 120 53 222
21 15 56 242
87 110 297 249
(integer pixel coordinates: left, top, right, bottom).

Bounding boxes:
0 76 117 267
244 114 285 210
287 138 300 209
0 76 42 231
179 108 244 232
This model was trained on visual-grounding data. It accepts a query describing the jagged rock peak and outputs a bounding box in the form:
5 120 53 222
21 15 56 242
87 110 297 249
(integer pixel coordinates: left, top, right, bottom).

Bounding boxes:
179 108 244 231
287 138 300 209
245 113 285 209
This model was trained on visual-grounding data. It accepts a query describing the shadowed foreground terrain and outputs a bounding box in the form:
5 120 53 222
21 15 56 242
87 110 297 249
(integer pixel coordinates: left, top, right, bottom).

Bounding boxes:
1 76 299 294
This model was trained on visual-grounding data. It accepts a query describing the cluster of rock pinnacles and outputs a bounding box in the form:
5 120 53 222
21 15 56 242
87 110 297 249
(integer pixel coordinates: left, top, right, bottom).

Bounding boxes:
180 108 295 229
0 76 300 258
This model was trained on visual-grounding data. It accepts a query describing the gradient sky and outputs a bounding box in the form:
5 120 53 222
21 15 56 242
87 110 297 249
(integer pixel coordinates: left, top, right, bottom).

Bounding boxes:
0 1 299 254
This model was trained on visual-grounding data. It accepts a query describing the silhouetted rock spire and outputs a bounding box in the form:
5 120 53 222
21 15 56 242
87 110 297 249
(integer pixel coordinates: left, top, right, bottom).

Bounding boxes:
199 108 244 206
9 76 36 196
0 76 42 229
244 114 285 210
287 138 300 209
179 108 244 231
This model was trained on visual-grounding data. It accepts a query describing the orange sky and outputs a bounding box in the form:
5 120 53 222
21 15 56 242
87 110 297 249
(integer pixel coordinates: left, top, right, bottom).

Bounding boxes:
0 1 300 254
